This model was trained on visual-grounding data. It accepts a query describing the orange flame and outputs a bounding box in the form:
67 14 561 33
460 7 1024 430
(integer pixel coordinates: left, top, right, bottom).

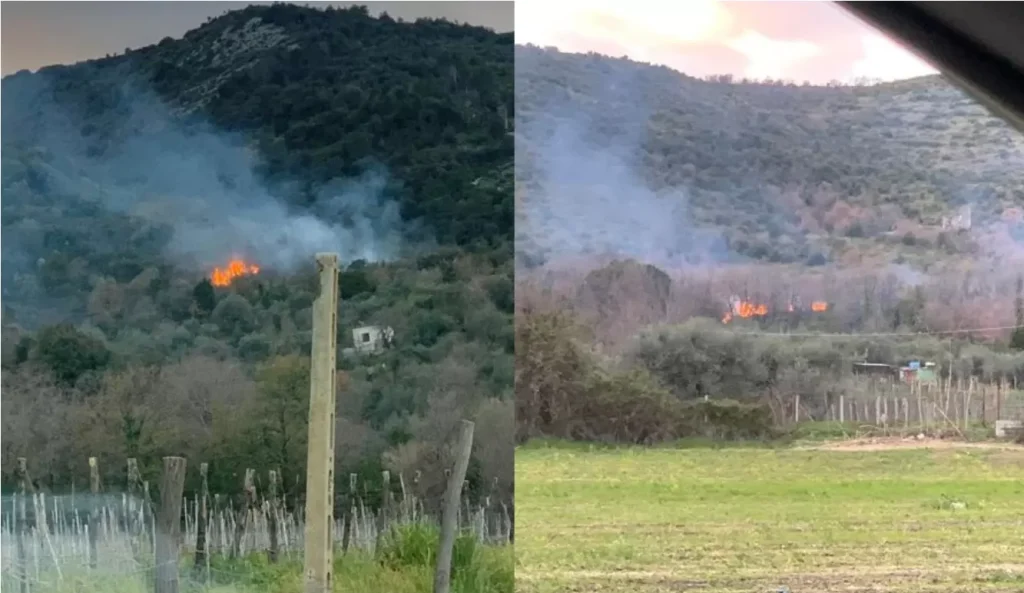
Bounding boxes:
734 301 768 318
722 300 768 323
210 259 260 287
722 299 829 323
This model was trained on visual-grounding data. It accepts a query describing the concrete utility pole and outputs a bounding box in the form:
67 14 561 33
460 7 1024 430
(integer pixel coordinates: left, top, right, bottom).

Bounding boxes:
303 253 340 593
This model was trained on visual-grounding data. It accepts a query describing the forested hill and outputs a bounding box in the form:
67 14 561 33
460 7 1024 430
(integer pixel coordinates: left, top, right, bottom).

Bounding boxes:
3 3 513 259
515 45 1024 269
1 5 514 499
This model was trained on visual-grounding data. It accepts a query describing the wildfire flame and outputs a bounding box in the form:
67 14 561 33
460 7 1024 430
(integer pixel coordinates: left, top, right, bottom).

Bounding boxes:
735 301 768 318
210 259 260 287
722 299 768 323
721 298 829 323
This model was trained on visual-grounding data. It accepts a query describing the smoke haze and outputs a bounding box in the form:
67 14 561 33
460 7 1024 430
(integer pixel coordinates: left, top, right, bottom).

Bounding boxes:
515 51 728 269
2 74 407 275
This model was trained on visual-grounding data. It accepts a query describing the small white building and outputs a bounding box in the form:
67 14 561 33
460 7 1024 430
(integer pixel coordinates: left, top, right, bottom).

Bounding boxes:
995 419 1023 439
941 204 972 231
351 325 394 355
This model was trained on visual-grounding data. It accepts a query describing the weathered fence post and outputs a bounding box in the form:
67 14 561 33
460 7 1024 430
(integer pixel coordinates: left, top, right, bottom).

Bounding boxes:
434 420 475 593
376 470 392 551
485 476 498 542
231 469 256 558
127 458 140 527
342 473 357 554
996 381 1003 420
921 391 929 430
193 462 210 578
15 458 33 593
964 381 972 431
462 480 472 533
155 457 187 593
507 500 514 544
267 470 280 563
213 494 223 555
126 458 144 563
16 459 61 581
143 480 155 552
303 253 340 593
983 383 990 425
88 457 101 570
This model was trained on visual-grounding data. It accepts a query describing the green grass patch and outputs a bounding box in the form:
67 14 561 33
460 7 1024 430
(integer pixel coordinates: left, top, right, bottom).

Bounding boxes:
516 441 1024 592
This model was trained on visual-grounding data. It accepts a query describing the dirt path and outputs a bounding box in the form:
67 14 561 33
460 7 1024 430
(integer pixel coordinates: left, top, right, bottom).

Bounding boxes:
807 436 1024 452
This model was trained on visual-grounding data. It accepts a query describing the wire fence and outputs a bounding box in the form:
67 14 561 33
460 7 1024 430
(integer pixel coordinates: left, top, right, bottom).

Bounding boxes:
779 374 1024 434
1 472 512 593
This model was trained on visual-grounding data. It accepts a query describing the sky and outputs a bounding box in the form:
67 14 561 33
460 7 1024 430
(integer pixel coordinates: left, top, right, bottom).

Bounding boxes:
1 1 936 83
0 1 514 76
516 0 939 84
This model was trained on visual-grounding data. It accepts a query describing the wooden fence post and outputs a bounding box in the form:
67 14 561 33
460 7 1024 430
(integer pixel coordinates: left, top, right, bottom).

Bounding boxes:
232 469 256 558
15 458 33 593
434 420 475 593
376 470 392 551
964 382 972 431
507 501 514 544
143 480 155 552
126 458 143 562
213 494 223 556
303 253 340 593
462 480 472 532
127 458 140 528
341 473 357 554
154 457 187 593
267 470 280 563
981 382 988 425
193 462 209 578
88 457 101 570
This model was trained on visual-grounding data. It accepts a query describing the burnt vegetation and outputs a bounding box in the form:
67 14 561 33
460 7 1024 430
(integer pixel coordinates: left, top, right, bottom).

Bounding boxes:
0 5 513 504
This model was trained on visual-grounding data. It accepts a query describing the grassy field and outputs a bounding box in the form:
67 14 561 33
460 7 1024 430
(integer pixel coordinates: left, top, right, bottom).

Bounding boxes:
516 439 1024 592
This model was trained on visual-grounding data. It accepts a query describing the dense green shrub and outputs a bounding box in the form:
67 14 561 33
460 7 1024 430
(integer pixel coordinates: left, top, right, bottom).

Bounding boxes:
515 309 1024 446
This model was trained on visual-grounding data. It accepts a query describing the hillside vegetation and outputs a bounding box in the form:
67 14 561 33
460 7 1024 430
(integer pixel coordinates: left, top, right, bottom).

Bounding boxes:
513 47 1024 445
7 4 513 250
515 45 1024 269
0 4 513 508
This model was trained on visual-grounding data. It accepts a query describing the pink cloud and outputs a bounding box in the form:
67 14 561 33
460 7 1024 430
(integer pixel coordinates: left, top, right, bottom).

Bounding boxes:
516 0 937 83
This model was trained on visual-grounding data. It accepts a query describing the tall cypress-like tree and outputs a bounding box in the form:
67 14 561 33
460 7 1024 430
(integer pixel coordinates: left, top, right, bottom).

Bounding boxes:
192 278 217 316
